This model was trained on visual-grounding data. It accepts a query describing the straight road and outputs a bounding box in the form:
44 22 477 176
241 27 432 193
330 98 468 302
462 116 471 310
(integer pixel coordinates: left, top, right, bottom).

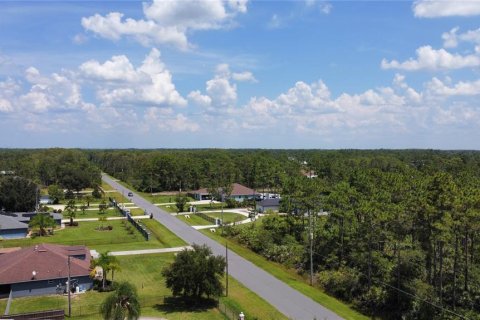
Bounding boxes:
103 174 343 320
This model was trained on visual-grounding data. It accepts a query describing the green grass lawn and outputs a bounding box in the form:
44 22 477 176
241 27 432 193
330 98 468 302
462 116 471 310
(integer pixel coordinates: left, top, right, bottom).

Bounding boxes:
142 219 186 248
201 230 370 320
203 212 245 224
73 208 122 218
177 214 213 226
0 219 178 252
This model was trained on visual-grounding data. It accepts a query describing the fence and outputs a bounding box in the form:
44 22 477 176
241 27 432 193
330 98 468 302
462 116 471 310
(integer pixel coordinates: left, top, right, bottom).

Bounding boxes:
0 309 64 320
196 212 222 225
110 198 151 241
217 300 243 320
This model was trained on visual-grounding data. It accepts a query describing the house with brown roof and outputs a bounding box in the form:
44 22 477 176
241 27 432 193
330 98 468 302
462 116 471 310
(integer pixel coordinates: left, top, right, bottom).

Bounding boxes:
190 183 259 202
0 244 93 298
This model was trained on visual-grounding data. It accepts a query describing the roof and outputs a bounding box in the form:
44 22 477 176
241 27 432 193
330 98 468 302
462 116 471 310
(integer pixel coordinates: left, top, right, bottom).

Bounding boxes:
0 243 91 284
192 183 258 196
0 214 28 230
258 198 280 207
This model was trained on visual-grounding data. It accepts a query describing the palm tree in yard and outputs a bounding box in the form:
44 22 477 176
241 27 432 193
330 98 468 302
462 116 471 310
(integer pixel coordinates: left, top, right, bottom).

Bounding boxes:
64 199 77 226
29 213 56 236
100 281 140 320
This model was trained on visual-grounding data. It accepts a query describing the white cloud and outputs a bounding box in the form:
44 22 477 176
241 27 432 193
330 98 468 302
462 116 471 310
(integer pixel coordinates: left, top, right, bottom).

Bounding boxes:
73 33 88 45
232 71 257 82
381 45 480 71
413 0 480 18
82 0 248 50
80 48 187 108
188 63 256 109
426 77 480 96
442 27 480 48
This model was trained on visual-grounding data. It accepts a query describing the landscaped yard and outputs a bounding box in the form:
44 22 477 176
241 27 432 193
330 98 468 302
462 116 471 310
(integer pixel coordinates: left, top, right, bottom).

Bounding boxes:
0 252 286 319
0 219 180 252
177 214 213 226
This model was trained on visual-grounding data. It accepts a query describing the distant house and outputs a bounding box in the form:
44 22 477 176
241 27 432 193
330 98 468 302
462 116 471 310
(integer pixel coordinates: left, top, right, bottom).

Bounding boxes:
301 169 318 179
0 212 63 239
256 198 280 213
39 195 54 205
191 183 259 202
0 244 93 298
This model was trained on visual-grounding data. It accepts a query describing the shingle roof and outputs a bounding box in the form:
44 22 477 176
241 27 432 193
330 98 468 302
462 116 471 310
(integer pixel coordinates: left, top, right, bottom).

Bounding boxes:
192 183 258 196
0 243 91 284
0 214 28 230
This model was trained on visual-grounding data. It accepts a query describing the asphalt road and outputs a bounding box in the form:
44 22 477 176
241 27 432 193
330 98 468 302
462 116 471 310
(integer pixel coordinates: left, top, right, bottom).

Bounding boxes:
103 174 343 320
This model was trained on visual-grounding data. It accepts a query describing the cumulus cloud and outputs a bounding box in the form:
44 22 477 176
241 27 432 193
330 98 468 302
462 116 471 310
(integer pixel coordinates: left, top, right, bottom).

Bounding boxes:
381 45 480 71
426 77 480 96
413 0 480 18
188 63 256 109
80 48 187 108
82 0 248 50
442 27 480 48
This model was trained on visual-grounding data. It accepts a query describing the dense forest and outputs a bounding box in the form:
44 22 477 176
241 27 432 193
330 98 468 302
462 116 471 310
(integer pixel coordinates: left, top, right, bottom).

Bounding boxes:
0 149 100 211
1 148 479 318
89 149 480 319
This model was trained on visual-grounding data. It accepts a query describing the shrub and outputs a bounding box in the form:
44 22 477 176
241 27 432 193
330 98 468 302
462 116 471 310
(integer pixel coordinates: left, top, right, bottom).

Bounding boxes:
316 266 361 302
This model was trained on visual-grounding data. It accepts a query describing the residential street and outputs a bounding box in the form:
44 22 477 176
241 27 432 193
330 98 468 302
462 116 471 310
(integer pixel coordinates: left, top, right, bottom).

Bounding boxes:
103 174 343 320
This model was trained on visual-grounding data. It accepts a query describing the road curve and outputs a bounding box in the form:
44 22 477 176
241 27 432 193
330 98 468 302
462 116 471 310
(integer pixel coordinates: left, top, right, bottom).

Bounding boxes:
103 174 343 320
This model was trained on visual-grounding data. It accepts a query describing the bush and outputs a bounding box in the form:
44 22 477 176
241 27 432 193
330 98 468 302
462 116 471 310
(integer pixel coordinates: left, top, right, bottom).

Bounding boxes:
316 266 361 302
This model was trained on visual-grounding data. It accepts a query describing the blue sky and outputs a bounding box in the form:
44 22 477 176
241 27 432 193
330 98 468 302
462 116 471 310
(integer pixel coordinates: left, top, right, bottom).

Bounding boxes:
1 0 480 149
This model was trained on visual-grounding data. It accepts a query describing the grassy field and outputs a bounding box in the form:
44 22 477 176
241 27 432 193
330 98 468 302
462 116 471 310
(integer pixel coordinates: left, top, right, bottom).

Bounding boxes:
201 230 370 320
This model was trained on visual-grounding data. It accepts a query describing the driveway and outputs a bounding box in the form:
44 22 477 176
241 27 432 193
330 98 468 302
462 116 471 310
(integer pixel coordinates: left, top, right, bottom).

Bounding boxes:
103 174 343 320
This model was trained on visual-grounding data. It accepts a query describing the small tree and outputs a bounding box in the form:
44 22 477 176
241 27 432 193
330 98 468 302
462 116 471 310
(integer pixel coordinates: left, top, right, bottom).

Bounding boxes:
100 281 140 320
175 193 188 213
99 199 108 215
29 213 56 236
48 184 64 204
162 244 226 299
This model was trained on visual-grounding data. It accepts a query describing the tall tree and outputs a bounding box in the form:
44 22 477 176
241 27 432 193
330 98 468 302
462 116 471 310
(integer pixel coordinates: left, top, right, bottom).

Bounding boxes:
29 213 56 236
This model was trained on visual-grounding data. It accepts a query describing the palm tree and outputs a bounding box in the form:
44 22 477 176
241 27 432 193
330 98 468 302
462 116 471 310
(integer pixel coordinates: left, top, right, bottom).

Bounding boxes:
64 199 77 226
29 213 56 236
100 281 140 320
96 251 115 289
110 256 121 284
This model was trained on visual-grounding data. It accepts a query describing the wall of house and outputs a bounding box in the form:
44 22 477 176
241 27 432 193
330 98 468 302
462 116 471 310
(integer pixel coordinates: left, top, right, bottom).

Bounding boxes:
0 228 28 239
11 276 93 298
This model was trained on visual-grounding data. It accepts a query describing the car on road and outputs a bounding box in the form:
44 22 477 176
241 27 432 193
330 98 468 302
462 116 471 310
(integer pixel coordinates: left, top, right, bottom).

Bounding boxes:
128 192 133 197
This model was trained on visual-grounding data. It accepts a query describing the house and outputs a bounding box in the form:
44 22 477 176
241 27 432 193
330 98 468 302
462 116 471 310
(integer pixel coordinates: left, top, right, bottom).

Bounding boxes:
39 195 54 205
0 243 93 298
0 214 29 239
301 169 318 179
0 212 63 239
256 198 280 213
190 183 259 202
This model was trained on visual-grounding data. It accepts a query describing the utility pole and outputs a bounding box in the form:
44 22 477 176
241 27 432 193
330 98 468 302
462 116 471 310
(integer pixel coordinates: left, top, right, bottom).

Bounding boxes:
221 192 224 235
225 242 229 297
67 255 71 317
309 208 313 286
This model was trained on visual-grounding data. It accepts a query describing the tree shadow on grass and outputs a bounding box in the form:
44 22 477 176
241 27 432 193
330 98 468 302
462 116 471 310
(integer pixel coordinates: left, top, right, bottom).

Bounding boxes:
153 296 218 314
